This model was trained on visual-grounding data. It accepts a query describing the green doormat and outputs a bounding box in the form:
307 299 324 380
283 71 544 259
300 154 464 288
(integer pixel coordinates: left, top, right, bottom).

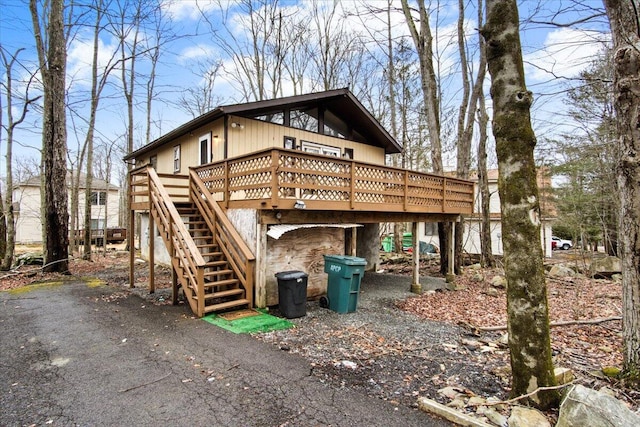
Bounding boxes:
202 309 294 334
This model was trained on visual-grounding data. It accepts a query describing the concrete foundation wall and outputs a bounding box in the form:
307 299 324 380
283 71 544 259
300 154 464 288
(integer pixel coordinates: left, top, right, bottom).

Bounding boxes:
357 223 380 271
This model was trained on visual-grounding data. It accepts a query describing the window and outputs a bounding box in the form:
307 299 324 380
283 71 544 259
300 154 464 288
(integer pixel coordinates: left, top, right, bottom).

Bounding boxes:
283 136 296 150
301 140 340 157
90 219 105 230
199 132 211 165
424 222 438 236
91 191 106 206
253 112 284 125
173 145 181 173
343 148 354 159
291 109 318 132
150 155 157 170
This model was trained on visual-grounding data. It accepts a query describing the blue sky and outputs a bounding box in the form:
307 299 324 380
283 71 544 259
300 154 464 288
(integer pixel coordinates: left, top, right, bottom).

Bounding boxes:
0 0 611 183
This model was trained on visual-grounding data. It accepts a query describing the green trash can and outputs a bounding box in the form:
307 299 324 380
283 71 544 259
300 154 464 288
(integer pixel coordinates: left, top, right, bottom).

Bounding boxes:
323 255 367 313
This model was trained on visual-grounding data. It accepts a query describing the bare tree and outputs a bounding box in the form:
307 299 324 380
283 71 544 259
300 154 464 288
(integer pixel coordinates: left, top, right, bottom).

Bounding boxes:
0 47 41 270
178 60 224 118
401 0 453 274
30 0 69 273
481 0 558 409
603 0 640 379
201 0 293 101
453 0 488 272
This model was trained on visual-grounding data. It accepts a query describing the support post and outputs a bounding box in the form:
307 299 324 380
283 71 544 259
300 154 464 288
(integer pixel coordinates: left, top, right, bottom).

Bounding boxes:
446 221 456 284
171 267 178 305
149 214 155 294
129 208 135 288
255 222 268 308
411 222 422 294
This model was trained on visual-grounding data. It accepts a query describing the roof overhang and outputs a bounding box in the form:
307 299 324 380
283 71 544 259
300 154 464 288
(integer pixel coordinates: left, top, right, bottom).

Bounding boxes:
124 88 401 161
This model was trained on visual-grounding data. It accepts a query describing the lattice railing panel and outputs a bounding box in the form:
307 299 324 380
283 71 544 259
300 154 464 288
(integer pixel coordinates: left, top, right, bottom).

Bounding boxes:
229 154 273 175
190 148 474 213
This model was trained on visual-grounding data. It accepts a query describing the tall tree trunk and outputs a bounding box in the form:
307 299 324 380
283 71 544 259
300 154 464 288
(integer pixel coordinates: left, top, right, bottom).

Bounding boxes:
477 91 495 267
454 0 488 273
482 0 558 409
31 0 69 273
603 0 640 378
476 0 495 268
401 0 449 274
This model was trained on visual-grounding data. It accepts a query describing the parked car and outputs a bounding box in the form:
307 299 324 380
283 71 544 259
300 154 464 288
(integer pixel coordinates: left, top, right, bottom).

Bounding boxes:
551 236 572 250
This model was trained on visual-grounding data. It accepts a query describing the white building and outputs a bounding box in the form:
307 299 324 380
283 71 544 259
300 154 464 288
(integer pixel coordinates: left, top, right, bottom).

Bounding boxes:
13 173 120 243
419 169 555 258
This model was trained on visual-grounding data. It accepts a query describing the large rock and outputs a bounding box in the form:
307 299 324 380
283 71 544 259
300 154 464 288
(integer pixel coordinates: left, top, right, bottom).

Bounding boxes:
556 384 640 427
590 256 622 274
490 275 507 288
507 406 550 427
548 264 576 278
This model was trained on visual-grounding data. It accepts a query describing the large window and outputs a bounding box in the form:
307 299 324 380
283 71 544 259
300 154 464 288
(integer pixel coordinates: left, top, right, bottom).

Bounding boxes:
290 109 318 132
91 191 107 206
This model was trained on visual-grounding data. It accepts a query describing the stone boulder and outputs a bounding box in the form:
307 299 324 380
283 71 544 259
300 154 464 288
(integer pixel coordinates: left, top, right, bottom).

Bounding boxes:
490 275 507 288
556 384 640 427
590 256 622 274
507 406 550 427
548 264 576 278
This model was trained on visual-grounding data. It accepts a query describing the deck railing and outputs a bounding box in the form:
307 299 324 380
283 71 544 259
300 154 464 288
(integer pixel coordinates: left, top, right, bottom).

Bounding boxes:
193 148 474 214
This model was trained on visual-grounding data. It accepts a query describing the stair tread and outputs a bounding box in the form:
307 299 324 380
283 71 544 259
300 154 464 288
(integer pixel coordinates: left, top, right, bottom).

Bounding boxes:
204 261 228 267
203 269 233 277
202 288 244 300
203 299 250 313
203 278 239 288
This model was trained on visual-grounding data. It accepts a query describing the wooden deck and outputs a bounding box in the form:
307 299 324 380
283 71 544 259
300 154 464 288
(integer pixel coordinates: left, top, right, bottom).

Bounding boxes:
189 148 474 214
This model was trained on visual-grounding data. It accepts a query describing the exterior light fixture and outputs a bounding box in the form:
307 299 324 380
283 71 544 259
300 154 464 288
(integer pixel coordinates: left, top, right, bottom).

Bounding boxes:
231 122 245 129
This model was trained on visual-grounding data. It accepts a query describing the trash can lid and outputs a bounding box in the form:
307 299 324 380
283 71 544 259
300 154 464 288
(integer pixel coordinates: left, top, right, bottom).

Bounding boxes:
323 254 367 266
275 270 308 280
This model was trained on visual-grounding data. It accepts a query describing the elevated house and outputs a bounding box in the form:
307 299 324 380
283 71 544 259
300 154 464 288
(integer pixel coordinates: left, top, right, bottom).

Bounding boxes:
125 88 474 317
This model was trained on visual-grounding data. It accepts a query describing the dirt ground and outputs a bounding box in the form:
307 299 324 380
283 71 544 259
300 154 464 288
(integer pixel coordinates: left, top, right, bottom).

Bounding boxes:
1 248 637 423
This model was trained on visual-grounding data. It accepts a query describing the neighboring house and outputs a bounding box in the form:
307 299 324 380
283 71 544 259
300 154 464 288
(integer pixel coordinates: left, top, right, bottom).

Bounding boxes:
419 169 555 258
125 88 475 317
13 173 120 244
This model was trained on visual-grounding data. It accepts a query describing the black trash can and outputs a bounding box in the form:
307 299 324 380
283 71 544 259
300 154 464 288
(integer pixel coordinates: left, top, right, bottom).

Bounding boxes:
275 271 308 318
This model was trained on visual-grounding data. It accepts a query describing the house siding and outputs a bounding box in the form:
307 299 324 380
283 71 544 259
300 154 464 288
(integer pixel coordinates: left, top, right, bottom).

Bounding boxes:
136 115 386 174
13 184 120 244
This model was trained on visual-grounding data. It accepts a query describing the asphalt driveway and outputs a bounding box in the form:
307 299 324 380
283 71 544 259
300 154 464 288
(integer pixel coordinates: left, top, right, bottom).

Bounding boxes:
0 280 450 426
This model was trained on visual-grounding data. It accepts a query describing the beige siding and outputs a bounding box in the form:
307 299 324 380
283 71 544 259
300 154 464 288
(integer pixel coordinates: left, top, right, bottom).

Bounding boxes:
13 185 120 244
136 115 386 169
139 119 226 174
226 115 385 164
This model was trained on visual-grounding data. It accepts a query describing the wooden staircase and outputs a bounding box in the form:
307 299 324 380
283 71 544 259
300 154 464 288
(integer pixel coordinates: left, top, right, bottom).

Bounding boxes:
176 205 251 314
139 166 255 317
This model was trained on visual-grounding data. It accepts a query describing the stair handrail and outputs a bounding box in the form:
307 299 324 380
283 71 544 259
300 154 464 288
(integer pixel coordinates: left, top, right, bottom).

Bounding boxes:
147 167 206 315
189 168 256 307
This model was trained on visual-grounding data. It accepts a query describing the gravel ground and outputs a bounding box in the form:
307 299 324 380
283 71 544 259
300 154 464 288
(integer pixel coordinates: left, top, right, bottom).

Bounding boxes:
256 273 510 410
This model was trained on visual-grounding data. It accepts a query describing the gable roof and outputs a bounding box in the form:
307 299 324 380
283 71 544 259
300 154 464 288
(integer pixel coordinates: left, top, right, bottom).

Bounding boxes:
17 172 119 191
125 88 401 160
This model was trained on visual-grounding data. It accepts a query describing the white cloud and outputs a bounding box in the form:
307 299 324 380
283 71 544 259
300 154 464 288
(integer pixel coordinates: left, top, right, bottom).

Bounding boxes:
161 0 217 21
179 44 218 63
66 31 120 89
524 28 610 82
